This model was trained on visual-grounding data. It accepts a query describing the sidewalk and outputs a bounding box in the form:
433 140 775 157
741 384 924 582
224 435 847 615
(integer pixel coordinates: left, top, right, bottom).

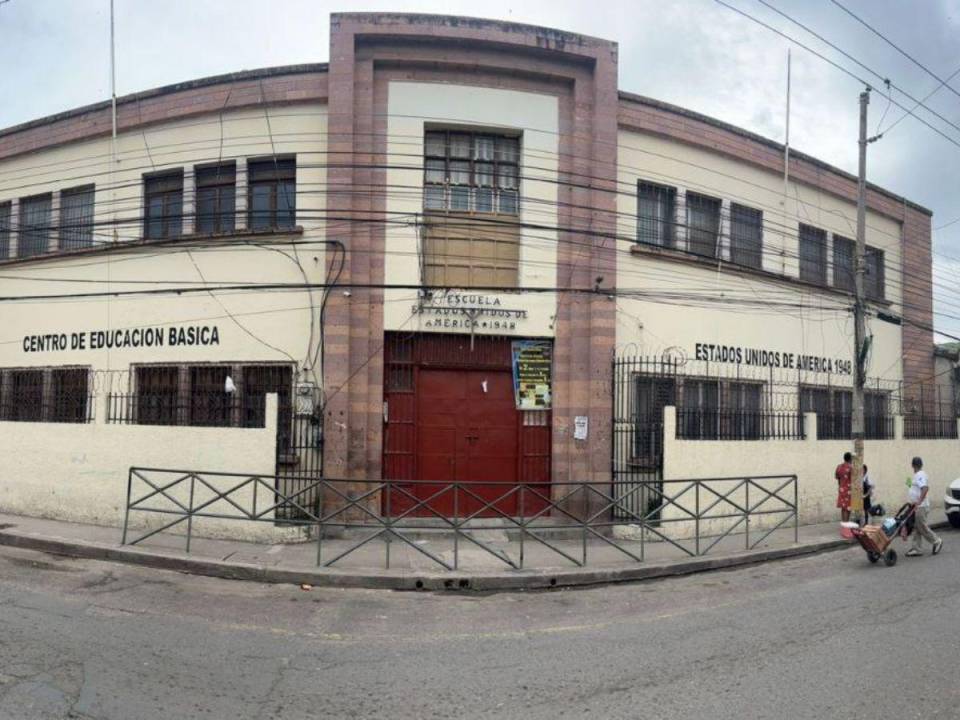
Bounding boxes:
0 510 887 591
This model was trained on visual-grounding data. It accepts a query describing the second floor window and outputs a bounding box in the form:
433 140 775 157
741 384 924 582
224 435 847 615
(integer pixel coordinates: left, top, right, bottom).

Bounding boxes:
60 185 95 250
833 235 855 292
834 237 884 300
637 181 676 248
686 192 721 259
0 201 10 260
144 171 184 240
248 157 296 230
195 163 236 234
18 193 52 258
730 203 763 269
799 223 827 285
423 131 520 215
865 246 885 300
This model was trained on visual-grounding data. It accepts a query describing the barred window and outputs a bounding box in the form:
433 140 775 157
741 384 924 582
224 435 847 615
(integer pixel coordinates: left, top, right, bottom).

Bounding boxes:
144 171 184 240
686 192 721 259
681 379 720 440
248 157 296 230
189 365 232 427
833 235 855 292
50 368 90 423
18 193 52 258
118 363 293 429
637 181 676 248
866 246 885 301
60 185 95 250
802 385 891 440
0 201 11 260
423 131 520 215
632 376 676 462
0 367 90 423
727 381 763 439
135 365 180 425
242 365 294 452
5 370 43 421
799 224 827 285
730 204 763 269
195 163 236 234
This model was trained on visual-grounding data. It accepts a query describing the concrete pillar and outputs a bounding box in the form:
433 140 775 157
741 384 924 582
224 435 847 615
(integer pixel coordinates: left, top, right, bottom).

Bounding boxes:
94 390 110 426
664 405 677 442
804 411 817 442
895 415 905 441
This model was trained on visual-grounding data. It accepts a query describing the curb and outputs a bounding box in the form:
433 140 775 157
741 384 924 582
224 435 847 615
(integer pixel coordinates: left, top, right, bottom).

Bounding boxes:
0 526 861 591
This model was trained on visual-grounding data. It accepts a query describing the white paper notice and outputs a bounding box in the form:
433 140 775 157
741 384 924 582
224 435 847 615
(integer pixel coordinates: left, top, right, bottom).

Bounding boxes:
574 416 588 441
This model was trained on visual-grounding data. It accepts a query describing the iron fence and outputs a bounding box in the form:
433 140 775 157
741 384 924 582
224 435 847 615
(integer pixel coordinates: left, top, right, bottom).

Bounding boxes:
904 415 958 440
122 468 798 571
815 412 896 440
107 390 286 428
675 409 805 440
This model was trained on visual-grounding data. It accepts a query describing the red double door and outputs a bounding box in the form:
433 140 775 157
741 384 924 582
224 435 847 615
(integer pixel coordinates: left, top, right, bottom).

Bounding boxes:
415 368 519 515
382 334 551 518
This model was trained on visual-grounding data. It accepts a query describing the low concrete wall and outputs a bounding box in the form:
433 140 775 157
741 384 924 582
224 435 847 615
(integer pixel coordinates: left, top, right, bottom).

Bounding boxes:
661 408 960 537
0 394 302 542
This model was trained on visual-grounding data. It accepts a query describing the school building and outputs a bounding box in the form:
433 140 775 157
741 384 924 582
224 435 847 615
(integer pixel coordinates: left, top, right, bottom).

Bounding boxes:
0 13 955 539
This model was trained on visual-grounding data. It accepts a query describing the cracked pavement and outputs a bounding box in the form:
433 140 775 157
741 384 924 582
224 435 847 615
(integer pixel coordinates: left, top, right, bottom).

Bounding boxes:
0 538 958 719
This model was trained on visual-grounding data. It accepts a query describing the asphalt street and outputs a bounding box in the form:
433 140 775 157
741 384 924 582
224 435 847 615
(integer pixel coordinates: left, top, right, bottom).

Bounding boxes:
1 536 958 720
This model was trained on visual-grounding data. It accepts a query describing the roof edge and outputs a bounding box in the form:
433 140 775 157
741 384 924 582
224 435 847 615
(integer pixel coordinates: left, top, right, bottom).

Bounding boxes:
331 11 615 49
0 63 329 140
619 91 933 217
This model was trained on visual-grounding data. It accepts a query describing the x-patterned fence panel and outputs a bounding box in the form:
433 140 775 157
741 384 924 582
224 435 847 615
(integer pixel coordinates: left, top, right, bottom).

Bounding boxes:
122 468 798 571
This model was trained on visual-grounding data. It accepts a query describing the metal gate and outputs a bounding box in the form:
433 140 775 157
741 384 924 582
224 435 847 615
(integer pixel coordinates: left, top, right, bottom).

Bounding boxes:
276 410 324 521
240 365 323 522
611 355 678 521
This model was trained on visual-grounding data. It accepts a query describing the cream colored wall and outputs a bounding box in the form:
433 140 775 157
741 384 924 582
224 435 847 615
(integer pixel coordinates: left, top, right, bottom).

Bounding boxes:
0 107 326 537
615 128 904 386
0 104 328 382
660 408 960 536
382 81 560 337
0 395 299 542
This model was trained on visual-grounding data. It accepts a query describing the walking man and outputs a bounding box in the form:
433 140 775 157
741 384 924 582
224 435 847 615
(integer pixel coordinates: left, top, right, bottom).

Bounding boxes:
835 452 853 523
906 456 943 558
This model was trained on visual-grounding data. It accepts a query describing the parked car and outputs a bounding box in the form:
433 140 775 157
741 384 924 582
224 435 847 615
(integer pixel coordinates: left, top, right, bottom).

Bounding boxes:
945 479 960 529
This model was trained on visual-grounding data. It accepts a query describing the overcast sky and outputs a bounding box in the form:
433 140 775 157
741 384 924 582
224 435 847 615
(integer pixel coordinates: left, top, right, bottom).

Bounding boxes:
2 0 959 340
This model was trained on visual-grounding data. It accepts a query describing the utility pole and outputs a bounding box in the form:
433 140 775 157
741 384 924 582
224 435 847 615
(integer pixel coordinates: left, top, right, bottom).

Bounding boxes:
850 89 870 514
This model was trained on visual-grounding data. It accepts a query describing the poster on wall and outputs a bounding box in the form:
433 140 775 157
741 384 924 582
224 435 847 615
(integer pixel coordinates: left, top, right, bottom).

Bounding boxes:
512 340 553 410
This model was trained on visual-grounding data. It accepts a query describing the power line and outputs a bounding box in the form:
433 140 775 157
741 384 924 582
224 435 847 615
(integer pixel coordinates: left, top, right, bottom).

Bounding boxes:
751 0 960 139
829 0 960 104
712 0 960 153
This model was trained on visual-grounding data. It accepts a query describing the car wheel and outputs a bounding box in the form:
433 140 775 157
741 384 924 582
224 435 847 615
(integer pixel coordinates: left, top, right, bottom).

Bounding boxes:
884 549 898 567
947 513 960 529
